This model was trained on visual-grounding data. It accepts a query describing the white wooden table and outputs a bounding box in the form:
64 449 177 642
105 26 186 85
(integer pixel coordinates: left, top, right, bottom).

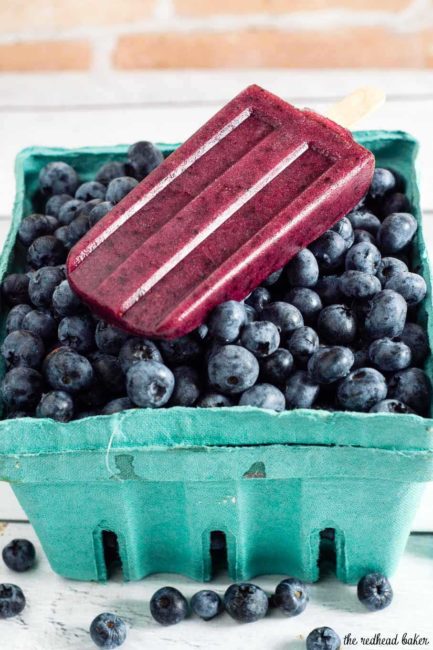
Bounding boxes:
0 70 432 648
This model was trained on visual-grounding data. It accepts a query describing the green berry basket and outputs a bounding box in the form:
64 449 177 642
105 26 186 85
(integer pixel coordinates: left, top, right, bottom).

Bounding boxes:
1 131 433 584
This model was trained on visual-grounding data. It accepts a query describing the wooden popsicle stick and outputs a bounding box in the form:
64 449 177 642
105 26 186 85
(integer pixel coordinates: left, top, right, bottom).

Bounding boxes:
326 86 386 129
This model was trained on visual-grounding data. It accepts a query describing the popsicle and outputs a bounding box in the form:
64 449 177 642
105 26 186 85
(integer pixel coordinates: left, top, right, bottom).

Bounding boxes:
67 85 377 339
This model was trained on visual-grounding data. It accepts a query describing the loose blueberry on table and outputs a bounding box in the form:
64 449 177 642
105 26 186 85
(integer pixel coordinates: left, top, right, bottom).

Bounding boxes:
190 589 224 621
2 538 36 572
1 152 431 419
0 583 26 618
306 627 341 650
223 582 269 623
150 586 189 625
89 612 127 649
357 572 393 611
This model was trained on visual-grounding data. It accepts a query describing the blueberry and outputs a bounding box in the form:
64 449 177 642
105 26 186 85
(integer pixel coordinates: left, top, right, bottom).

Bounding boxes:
18 213 58 246
306 627 341 650
101 397 134 415
330 217 354 250
36 390 74 422
54 225 77 250
196 392 234 407
347 209 381 235
400 322 430 366
89 201 114 227
39 161 79 196
376 257 408 286
274 577 309 617
208 345 259 395
353 229 376 245
150 586 188 625
1 367 43 410
2 539 35 572
286 248 319 287
27 235 66 268
28 265 64 307
260 301 303 339
318 304 357 345
381 192 411 217
388 367 432 415
127 141 164 180
287 326 319 366
0 584 26 619
345 242 381 274
126 360 174 407
339 271 381 299
309 231 346 272
357 573 393 611
45 193 72 218
118 337 162 373
52 280 82 316
262 268 283 286
240 321 280 358
95 321 129 355
369 168 396 199
22 309 57 340
1 330 45 369
285 370 319 409
224 583 268 623
352 345 370 370
75 180 106 202
337 367 387 412
285 288 322 324
58 199 86 225
159 334 202 365
2 273 30 305
260 348 294 386
245 287 271 313
208 301 247 343
106 177 138 205
170 365 200 406
244 304 257 322
364 290 407 339
385 271 427 306
95 161 127 186
239 383 285 411
90 352 124 395
314 275 342 306
377 213 417 254
368 337 411 372
369 399 413 414
191 590 224 621
5 304 32 333
76 198 103 218
57 315 94 353
90 612 127 648
308 346 354 384
43 347 94 393
68 214 90 242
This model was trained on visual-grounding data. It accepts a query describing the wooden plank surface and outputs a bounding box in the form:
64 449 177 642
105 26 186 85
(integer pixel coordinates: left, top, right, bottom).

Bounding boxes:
0 522 432 650
0 69 432 529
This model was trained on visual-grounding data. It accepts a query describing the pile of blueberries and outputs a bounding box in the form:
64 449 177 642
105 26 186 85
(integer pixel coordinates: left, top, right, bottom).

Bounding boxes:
0 535 392 649
0 143 431 420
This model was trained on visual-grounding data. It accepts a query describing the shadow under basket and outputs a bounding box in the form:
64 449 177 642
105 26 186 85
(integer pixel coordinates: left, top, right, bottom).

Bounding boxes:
1 132 433 584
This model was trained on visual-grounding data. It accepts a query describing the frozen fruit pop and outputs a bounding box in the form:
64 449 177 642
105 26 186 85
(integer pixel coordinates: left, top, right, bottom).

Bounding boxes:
67 84 375 339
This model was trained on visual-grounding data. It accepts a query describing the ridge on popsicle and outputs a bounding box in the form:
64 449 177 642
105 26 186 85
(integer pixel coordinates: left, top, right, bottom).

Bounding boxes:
66 84 375 339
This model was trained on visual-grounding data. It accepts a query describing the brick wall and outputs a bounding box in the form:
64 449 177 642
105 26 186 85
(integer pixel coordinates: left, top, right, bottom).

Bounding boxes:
0 0 433 71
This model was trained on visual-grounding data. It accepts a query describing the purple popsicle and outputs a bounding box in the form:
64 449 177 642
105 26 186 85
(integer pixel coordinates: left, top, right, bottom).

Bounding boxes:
67 85 375 339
